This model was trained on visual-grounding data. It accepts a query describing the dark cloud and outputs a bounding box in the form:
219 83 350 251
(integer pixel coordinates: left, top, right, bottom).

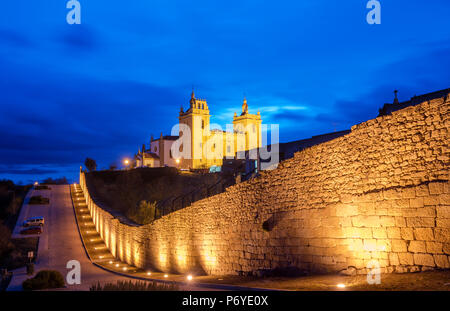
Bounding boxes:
58 25 99 52
0 167 58 175
0 28 32 47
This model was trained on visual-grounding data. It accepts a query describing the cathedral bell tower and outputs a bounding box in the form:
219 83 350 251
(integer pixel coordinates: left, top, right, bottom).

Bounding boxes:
178 90 211 169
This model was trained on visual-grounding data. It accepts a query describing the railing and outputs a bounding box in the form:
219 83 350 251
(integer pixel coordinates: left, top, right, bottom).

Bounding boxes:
154 174 235 219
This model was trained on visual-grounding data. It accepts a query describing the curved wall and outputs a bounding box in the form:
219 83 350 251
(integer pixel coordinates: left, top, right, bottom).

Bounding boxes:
80 97 449 275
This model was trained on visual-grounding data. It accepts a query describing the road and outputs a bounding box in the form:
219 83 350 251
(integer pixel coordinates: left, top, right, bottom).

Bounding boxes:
7 185 221 291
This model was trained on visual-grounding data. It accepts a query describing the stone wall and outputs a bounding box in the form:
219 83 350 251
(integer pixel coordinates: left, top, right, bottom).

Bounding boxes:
80 96 449 275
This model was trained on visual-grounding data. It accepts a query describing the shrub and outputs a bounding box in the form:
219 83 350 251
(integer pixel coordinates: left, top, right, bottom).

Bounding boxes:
89 280 179 291
126 200 159 225
22 270 65 291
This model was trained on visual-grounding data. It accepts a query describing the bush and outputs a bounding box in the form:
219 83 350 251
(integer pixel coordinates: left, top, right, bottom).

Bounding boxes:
90 280 179 291
28 196 49 205
22 270 65 291
126 200 159 225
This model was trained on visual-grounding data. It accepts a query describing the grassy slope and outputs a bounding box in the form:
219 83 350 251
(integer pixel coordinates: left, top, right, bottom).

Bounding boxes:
86 167 224 222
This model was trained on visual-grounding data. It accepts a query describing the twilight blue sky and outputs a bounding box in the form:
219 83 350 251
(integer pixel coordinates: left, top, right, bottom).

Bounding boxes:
0 1 449 184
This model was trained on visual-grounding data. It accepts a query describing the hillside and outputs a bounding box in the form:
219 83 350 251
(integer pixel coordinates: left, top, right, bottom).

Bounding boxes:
85 167 229 224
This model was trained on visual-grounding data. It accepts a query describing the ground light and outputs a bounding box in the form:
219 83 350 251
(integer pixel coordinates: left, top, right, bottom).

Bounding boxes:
337 283 346 288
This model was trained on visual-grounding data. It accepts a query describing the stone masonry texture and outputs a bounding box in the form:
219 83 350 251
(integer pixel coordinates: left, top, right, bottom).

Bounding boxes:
80 97 449 275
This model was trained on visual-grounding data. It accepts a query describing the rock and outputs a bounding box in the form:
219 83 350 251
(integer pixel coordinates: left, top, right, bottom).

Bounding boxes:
339 266 357 276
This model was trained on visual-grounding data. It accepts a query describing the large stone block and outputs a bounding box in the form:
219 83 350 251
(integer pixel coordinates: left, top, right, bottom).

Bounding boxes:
389 253 400 266
433 255 450 268
429 182 445 195
436 206 450 218
391 239 407 252
426 241 443 254
413 228 434 241
398 252 414 265
408 241 426 253
436 218 450 228
352 215 381 228
409 197 424 208
372 228 387 239
406 217 435 228
413 253 435 267
400 227 414 240
387 227 401 239
434 228 450 243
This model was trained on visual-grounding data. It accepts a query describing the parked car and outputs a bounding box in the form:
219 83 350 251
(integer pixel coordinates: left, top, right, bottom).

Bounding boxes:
23 216 45 227
20 226 43 235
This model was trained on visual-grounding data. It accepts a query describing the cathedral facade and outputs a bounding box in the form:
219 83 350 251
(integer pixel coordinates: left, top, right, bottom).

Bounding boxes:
135 91 262 170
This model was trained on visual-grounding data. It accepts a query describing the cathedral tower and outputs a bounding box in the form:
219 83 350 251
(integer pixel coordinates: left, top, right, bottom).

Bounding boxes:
178 90 211 169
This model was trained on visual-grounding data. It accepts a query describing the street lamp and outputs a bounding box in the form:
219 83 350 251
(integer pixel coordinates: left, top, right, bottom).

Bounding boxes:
123 158 130 170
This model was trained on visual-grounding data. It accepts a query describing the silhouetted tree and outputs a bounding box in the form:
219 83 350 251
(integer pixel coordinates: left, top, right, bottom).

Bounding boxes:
42 177 68 185
109 163 118 171
84 158 97 172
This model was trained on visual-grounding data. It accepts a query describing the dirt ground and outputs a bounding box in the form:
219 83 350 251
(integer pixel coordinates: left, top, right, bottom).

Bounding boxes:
195 270 450 291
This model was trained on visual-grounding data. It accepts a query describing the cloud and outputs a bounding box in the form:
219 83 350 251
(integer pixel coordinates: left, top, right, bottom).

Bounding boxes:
57 25 99 52
0 28 32 48
0 167 58 176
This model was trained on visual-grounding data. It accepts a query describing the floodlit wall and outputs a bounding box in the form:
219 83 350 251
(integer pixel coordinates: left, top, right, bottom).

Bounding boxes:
80 96 449 275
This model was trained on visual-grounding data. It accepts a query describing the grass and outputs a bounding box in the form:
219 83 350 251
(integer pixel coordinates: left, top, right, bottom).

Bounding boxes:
22 270 65 291
90 280 179 291
86 167 223 224
195 270 450 291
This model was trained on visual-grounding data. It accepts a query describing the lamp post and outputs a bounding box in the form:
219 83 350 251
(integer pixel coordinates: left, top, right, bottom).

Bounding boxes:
124 159 130 170
175 158 180 170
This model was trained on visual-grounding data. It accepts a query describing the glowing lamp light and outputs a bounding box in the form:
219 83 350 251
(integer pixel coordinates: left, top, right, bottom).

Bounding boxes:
337 283 346 288
176 159 180 164
109 261 113 264
147 272 151 276
187 275 193 281
115 264 119 267
164 274 168 278
123 267 127 271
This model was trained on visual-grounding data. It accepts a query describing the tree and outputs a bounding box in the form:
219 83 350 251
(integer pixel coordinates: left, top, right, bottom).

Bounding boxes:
126 200 158 225
109 163 118 171
84 158 97 172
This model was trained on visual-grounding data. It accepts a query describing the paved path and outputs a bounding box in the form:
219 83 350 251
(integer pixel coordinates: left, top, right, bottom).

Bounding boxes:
7 185 222 291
